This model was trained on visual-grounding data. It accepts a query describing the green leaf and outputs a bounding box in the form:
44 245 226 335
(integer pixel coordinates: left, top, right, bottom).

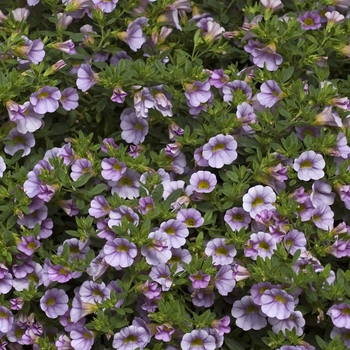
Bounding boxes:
224 338 245 350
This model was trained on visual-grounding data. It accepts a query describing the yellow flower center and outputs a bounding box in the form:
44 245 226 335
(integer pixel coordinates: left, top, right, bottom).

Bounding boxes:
258 241 270 251
134 123 144 131
46 297 56 306
252 197 264 208
342 307 350 315
27 242 37 250
117 245 129 252
274 294 287 304
165 227 176 235
119 177 132 186
233 214 243 221
38 91 49 99
300 160 312 169
185 218 195 226
198 180 209 190
304 18 314 26
124 335 138 344
190 338 204 346
215 246 228 256
213 143 225 152
113 163 122 171
246 305 258 313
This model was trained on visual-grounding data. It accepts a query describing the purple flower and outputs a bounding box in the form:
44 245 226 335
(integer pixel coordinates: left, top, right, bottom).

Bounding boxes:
310 180 335 207
17 235 40 256
70 158 92 181
242 185 276 219
176 208 204 228
4 128 35 157
257 80 282 108
202 134 238 169
215 265 236 296
47 264 72 283
312 204 334 230
224 207 251 231
71 326 94 350
184 80 212 108
152 86 173 117
190 171 217 193
260 288 295 320
120 108 149 144
149 264 172 291
205 238 236 266
92 0 118 13
141 230 172 266
103 238 138 268
60 87 79 111
133 88 155 118
221 80 252 105
231 296 267 331
13 36 45 63
139 196 155 214
40 288 69 318
0 156 5 178
30 86 61 114
268 310 305 336
251 46 283 71
70 294 98 323
79 280 111 304
298 11 321 30
168 247 192 273
328 303 350 329
101 157 126 182
293 151 325 181
330 326 350 347
155 323 175 342
0 306 14 332
6 100 44 134
111 86 127 103
76 64 98 92
189 270 211 289
160 219 189 249
88 195 110 218
108 168 140 199
283 229 306 255
112 325 150 350
211 316 231 336
181 329 216 350
244 232 277 260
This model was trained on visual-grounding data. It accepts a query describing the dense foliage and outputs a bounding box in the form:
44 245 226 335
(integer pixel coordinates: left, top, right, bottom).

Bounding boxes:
1 0 350 349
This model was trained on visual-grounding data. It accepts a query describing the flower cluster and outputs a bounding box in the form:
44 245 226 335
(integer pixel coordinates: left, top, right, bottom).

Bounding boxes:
1 0 350 349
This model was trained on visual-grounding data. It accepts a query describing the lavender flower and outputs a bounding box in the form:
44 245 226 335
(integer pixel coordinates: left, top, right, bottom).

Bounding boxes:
40 288 69 318
0 306 14 333
160 219 189 249
30 86 61 114
202 134 238 168
298 11 321 30
76 64 98 92
189 171 217 193
4 128 35 157
181 329 216 350
268 311 305 336
108 168 140 199
257 80 282 107
231 296 267 331
120 108 149 144
101 157 126 182
184 80 212 108
251 45 283 71
293 151 325 181
244 232 277 260
103 238 138 268
71 326 94 350
60 87 79 111
112 325 150 350
70 158 92 181
205 238 237 265
328 303 350 329
176 208 204 228
260 288 295 320
242 185 276 219
224 207 251 231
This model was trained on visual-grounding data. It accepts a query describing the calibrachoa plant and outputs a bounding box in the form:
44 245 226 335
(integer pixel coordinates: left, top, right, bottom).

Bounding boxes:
2 0 350 349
